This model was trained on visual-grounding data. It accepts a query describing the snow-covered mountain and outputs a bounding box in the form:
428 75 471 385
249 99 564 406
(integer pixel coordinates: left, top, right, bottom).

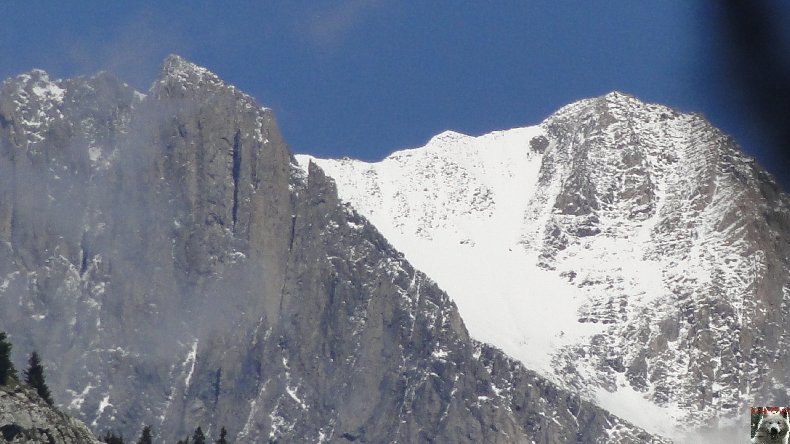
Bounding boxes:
299 91 790 442
0 58 673 443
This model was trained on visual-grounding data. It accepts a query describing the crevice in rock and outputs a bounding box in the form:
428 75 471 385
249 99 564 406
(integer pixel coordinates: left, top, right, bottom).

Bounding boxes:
231 130 242 231
213 367 222 406
36 427 55 444
289 215 296 251
79 232 89 276
340 432 360 441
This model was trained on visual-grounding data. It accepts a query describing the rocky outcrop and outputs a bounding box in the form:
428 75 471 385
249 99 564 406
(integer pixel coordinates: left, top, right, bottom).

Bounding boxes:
0 383 99 443
0 57 670 442
542 92 790 416
302 91 790 441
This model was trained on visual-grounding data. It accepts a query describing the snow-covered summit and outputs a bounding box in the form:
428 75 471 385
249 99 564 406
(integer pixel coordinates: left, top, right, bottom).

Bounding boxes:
298 92 790 443
21 69 67 104
0 69 68 144
423 129 471 146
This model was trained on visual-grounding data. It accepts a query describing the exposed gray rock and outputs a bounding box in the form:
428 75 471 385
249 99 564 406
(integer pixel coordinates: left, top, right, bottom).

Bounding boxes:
542 91 790 420
0 382 99 443
0 56 670 443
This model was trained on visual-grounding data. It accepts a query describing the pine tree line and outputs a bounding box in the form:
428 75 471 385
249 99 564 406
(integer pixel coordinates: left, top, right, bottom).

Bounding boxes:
0 331 15 385
0 331 54 406
103 425 229 444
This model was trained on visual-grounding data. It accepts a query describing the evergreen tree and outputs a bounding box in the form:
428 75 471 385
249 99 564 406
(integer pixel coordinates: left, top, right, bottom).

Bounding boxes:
24 351 53 405
102 431 125 444
136 425 153 444
0 332 16 385
215 426 228 444
192 426 206 444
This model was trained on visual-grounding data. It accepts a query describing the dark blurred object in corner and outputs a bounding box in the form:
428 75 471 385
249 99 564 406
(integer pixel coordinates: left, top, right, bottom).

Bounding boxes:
717 0 790 188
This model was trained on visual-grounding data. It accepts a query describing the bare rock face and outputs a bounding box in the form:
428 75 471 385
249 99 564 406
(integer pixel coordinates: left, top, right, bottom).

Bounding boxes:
0 56 669 443
540 92 790 417
0 383 99 443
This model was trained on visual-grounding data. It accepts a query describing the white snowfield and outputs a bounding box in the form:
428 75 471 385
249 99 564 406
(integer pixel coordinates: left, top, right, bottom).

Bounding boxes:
304 126 597 375
297 92 776 443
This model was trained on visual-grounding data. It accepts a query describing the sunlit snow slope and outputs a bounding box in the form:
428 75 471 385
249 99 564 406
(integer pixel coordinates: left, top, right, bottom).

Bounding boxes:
305 127 600 374
298 92 790 442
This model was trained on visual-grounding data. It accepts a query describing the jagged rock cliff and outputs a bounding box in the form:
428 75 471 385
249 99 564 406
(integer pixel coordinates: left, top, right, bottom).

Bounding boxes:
301 92 790 441
0 383 99 443
0 57 669 442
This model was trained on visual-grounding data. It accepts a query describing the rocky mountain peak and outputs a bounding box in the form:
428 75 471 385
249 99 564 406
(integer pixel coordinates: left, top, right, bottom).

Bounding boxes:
152 54 227 98
0 63 672 443
150 55 270 116
161 54 220 83
8 68 54 87
602 90 641 106
4 69 66 113
302 92 790 442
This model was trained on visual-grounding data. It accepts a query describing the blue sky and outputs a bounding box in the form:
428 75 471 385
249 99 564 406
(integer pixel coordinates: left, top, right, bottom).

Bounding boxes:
1 2 787 184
